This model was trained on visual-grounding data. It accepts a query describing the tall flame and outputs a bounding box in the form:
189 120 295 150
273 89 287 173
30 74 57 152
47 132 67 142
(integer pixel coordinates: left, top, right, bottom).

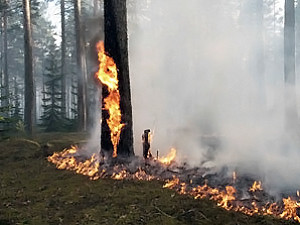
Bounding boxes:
95 41 125 158
158 148 177 165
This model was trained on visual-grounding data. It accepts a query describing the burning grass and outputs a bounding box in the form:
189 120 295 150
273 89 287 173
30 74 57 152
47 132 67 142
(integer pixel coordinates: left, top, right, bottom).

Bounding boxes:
46 144 300 224
0 133 297 225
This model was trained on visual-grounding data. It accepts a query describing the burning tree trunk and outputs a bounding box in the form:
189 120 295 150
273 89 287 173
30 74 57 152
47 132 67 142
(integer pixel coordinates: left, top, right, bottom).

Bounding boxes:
101 0 134 157
284 0 297 130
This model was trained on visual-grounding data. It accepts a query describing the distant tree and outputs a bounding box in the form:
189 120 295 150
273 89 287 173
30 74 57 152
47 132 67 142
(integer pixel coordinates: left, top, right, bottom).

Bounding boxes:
40 44 64 132
284 0 297 128
22 0 34 135
12 77 22 122
61 0 66 119
101 0 134 157
296 0 300 79
0 92 11 131
2 0 9 115
74 0 88 131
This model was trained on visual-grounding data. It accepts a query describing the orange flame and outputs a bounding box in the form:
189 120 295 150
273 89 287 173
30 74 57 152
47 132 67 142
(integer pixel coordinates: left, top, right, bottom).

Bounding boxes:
47 146 100 180
163 177 300 222
95 41 125 158
158 148 177 165
48 145 300 223
280 197 300 222
249 181 263 192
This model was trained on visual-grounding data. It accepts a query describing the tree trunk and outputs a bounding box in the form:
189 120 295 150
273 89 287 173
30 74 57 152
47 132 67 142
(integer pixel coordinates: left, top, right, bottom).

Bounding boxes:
284 0 297 129
61 0 66 118
93 0 98 15
3 0 9 114
101 0 134 157
74 0 87 131
256 0 265 103
23 0 34 135
0 14 3 107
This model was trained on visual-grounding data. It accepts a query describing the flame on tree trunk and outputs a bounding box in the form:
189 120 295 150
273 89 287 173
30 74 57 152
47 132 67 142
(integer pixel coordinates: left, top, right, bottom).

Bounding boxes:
96 41 124 158
101 0 134 158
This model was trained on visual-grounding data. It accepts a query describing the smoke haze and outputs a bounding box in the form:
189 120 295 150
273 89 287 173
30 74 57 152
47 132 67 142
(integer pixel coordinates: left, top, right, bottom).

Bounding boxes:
128 0 300 193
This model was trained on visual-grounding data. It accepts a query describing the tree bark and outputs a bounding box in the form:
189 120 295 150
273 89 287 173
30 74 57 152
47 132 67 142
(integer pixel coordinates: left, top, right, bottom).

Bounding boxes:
101 0 134 157
284 0 297 129
0 14 3 107
3 0 8 113
74 0 87 131
61 0 66 118
23 0 34 135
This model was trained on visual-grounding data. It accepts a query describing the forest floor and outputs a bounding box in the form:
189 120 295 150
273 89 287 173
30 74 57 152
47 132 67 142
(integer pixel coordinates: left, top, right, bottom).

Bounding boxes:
0 133 297 225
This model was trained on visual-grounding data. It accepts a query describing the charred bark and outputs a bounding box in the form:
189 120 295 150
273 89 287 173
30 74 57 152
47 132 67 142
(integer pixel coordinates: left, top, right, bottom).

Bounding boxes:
101 0 134 157
23 0 34 135
284 0 298 129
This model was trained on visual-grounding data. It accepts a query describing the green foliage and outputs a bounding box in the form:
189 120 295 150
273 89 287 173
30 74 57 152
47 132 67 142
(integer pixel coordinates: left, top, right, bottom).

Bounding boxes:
15 120 25 133
0 85 13 132
40 43 66 132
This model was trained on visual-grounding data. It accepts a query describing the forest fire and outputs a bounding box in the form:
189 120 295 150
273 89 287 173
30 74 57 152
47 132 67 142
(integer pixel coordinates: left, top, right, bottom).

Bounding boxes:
47 146 100 180
46 40 300 224
163 176 300 223
249 181 263 192
48 143 300 223
157 148 176 165
95 41 124 158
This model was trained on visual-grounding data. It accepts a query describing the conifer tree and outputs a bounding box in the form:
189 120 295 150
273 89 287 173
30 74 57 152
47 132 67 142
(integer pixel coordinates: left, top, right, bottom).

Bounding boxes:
40 44 64 132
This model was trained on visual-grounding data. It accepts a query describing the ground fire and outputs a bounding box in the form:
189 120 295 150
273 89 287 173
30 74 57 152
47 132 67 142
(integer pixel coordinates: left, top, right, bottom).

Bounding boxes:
47 41 300 224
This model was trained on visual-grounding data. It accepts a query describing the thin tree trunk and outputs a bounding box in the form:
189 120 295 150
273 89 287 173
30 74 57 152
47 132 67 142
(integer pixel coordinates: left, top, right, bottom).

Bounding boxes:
256 0 265 103
284 0 297 129
74 0 87 131
102 0 134 157
61 0 66 118
23 0 34 135
0 15 3 107
3 0 9 115
93 0 98 15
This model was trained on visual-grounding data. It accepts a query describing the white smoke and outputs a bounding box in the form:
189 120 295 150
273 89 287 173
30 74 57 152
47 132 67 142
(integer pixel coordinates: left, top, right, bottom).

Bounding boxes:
128 0 300 192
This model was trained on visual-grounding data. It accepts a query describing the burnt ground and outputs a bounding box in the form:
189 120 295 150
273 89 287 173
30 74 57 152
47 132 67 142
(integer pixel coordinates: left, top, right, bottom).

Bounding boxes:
0 133 297 225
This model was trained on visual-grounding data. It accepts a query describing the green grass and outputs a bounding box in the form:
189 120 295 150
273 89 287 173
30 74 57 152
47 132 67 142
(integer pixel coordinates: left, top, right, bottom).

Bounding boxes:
0 133 297 225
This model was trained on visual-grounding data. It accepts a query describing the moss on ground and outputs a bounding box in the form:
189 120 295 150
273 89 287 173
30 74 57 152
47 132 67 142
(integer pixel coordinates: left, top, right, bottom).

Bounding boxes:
0 133 297 225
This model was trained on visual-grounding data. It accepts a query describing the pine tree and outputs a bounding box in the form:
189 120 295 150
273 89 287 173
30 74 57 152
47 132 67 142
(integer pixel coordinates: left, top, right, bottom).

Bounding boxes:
40 44 64 132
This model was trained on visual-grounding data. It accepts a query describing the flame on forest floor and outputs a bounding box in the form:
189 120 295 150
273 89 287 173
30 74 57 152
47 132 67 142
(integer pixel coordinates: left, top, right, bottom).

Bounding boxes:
48 145 300 223
47 40 300 224
47 146 100 180
163 176 300 223
47 146 156 181
158 148 177 165
249 181 263 192
95 41 124 158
